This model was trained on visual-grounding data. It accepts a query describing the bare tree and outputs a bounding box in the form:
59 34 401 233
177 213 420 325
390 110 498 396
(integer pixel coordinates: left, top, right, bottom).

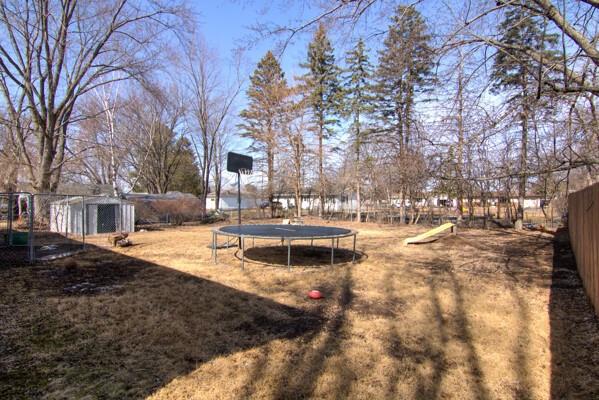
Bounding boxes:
212 124 234 211
282 91 309 218
0 0 183 193
239 51 287 217
66 77 128 195
182 35 242 215
123 83 187 194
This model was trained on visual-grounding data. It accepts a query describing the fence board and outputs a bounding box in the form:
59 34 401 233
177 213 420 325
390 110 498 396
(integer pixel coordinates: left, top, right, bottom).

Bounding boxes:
568 182 599 316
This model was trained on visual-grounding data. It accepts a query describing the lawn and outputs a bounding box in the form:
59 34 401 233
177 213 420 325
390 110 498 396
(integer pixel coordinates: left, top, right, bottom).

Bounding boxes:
1 218 598 399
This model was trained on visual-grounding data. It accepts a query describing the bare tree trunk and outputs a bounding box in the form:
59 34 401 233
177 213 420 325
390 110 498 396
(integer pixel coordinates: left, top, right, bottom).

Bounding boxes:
482 190 489 229
456 61 465 222
267 145 275 218
294 189 301 218
515 92 529 230
356 179 361 223
294 139 302 218
318 129 325 218
400 188 407 225
467 191 474 226
355 110 362 224
214 163 222 211
97 82 122 197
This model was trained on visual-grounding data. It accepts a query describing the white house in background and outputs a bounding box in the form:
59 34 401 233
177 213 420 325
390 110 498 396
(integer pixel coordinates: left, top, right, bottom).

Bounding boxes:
206 191 261 211
426 194 545 209
377 193 547 210
50 196 135 235
205 191 358 213
274 193 358 213
509 196 544 209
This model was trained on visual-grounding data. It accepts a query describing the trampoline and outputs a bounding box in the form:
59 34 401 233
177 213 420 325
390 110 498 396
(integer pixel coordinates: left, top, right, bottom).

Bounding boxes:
211 224 358 269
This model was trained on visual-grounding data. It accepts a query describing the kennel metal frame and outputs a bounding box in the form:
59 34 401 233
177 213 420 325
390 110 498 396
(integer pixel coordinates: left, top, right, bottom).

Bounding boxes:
211 224 358 270
0 192 34 262
0 192 136 263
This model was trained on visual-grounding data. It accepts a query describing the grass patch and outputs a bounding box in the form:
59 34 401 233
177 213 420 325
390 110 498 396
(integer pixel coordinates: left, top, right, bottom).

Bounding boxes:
1 218 598 399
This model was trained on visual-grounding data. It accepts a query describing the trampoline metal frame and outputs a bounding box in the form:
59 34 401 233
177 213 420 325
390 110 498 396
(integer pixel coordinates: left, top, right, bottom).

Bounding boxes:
211 225 358 270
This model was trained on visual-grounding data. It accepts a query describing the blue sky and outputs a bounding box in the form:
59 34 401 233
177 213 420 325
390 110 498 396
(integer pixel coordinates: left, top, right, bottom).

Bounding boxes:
195 1 314 78
192 1 355 188
191 1 430 188
188 1 505 189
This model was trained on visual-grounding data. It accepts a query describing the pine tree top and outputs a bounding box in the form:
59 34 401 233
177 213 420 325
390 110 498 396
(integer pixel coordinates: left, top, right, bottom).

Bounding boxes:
343 38 375 118
376 5 434 91
491 5 559 94
239 51 288 144
299 23 342 135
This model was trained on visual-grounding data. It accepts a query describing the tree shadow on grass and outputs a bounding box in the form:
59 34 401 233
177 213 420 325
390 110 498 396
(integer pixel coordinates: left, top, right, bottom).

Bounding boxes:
268 267 355 399
0 243 323 399
549 230 599 399
384 258 491 400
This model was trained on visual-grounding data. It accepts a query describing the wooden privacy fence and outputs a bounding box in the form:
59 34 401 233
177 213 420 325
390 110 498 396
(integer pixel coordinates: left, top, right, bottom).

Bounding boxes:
568 182 599 316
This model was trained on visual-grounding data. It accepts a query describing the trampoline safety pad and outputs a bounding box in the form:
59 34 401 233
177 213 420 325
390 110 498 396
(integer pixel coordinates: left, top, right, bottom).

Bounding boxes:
211 224 358 269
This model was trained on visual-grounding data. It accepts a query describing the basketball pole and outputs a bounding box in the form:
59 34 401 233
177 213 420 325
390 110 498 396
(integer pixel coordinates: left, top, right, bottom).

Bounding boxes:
237 171 241 225
237 171 241 247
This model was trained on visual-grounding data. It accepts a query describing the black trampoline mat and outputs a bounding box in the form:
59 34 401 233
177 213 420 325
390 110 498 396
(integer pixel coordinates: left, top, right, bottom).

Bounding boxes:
215 224 355 239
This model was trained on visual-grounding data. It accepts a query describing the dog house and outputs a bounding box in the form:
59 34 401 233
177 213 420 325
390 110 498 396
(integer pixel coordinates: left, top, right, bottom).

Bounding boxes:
50 197 135 235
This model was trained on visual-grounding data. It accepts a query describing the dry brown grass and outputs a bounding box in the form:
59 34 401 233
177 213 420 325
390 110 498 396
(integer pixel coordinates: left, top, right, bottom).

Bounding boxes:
1 218 598 399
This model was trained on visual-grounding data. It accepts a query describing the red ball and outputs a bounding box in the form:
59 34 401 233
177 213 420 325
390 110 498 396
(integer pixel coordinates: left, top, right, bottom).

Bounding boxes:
308 290 323 299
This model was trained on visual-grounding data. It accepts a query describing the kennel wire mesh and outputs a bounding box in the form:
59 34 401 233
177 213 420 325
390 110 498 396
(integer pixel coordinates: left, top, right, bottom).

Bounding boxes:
0 192 33 264
0 193 134 264
32 193 87 261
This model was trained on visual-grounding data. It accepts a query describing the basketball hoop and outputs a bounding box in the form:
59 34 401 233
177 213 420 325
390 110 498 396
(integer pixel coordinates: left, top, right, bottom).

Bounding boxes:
227 152 253 174
227 151 254 227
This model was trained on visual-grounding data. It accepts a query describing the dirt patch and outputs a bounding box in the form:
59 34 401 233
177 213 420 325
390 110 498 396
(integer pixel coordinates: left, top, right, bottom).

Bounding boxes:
240 244 362 267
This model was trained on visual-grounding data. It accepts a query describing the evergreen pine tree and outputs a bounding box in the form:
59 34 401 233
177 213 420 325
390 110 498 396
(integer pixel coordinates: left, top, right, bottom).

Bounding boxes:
239 51 288 216
375 5 434 153
375 5 434 223
170 137 201 196
491 4 558 229
343 38 374 223
132 125 198 194
300 24 342 217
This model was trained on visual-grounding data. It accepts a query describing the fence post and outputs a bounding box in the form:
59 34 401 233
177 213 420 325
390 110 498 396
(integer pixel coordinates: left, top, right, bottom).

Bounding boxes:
120 197 123 233
82 195 86 250
7 193 13 246
28 194 34 263
65 195 70 239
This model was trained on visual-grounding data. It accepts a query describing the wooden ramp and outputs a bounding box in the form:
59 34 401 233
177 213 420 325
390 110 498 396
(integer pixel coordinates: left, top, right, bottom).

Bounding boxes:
403 223 457 245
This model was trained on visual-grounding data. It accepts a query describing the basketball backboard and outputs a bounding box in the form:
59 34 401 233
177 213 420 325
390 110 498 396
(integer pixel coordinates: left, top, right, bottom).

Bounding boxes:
227 152 253 173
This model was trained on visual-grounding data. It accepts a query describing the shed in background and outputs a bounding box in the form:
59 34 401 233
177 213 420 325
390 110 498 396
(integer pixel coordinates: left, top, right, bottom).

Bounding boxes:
50 197 135 235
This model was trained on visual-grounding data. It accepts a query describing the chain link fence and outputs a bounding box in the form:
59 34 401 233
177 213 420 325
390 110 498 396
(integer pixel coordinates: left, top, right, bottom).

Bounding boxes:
0 193 34 264
0 193 134 264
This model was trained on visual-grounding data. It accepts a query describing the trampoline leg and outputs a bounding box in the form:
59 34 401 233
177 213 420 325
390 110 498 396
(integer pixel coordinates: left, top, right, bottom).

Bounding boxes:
287 240 291 271
310 238 313 248
214 232 218 264
336 237 339 249
331 238 334 266
352 234 356 263
241 236 245 270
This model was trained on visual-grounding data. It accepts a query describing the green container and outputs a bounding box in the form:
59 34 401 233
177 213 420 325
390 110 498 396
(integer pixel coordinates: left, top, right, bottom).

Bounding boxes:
4 232 29 246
